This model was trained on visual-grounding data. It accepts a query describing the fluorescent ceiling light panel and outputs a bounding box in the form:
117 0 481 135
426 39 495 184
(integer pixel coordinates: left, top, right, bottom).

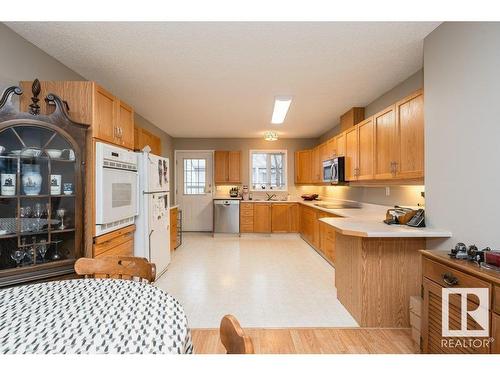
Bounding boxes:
271 96 292 124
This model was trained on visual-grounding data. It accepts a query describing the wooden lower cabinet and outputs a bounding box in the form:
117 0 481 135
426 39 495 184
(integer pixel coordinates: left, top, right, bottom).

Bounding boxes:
299 205 337 259
93 225 135 258
253 203 272 233
170 207 178 251
319 221 336 264
420 251 499 354
299 205 317 246
271 203 299 233
240 202 254 233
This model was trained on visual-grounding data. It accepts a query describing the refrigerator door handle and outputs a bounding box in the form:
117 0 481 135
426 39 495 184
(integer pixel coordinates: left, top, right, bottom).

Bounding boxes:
148 229 154 261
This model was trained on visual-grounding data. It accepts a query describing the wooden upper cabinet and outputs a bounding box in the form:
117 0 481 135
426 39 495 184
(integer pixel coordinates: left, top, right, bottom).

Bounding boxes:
340 107 365 132
134 126 162 155
116 100 134 149
326 137 337 158
373 105 397 180
295 150 312 184
312 146 321 183
319 142 328 163
357 117 375 180
395 89 424 179
253 203 271 233
214 151 241 184
93 84 118 144
227 151 241 183
344 126 358 181
336 132 346 157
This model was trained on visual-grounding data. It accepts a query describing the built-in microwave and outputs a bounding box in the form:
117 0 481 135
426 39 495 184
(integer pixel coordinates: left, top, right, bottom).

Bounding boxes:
95 142 138 236
323 156 345 184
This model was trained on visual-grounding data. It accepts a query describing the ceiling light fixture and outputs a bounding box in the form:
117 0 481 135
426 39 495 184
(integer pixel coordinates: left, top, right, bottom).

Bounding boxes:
264 131 278 141
271 96 292 124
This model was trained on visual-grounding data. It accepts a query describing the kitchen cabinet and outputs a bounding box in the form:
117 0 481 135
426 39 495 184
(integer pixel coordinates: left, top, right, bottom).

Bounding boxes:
214 151 241 184
240 202 254 233
134 126 162 155
493 313 500 354
319 142 329 163
374 105 397 180
340 107 365 132
344 126 358 181
335 132 346 157
271 203 299 233
253 203 271 233
326 137 337 159
312 146 321 183
294 149 312 184
299 205 336 252
395 89 424 179
20 80 135 150
357 117 375 180
93 225 135 258
319 221 336 264
170 207 178 251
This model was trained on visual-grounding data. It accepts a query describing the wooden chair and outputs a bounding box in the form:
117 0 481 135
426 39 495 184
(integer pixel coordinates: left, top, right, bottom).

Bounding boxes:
74 256 156 282
219 315 254 354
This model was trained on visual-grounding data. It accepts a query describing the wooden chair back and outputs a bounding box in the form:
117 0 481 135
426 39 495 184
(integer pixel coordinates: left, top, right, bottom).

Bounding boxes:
219 315 254 354
74 256 156 282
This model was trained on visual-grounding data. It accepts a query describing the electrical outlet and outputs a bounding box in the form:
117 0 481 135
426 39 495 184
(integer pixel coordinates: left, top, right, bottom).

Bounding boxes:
385 187 390 196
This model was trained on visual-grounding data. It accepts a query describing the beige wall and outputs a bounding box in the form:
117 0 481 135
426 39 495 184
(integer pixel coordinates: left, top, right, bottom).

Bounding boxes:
173 137 317 197
424 22 500 250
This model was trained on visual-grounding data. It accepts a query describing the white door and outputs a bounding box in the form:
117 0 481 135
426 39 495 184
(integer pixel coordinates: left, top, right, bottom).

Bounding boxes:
176 151 213 231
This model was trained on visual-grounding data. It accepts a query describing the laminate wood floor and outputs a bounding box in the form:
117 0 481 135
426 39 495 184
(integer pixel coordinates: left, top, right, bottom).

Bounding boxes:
191 327 418 354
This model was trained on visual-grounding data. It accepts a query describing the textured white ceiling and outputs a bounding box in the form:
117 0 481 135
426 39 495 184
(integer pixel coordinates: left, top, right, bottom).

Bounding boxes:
6 22 439 138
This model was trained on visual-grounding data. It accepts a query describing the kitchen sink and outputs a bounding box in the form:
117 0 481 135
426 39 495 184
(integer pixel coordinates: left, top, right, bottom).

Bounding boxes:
314 202 362 209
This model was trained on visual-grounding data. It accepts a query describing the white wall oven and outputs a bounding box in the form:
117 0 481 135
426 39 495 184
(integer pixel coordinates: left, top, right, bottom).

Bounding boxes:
95 142 138 236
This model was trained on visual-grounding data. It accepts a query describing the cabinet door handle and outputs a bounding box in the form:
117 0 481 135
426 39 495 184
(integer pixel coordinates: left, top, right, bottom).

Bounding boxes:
442 272 458 286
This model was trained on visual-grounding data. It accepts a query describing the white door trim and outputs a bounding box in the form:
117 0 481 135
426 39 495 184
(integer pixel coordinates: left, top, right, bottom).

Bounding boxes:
174 150 214 205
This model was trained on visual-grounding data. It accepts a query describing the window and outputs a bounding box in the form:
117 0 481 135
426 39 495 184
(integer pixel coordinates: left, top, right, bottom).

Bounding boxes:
183 158 206 194
249 150 287 191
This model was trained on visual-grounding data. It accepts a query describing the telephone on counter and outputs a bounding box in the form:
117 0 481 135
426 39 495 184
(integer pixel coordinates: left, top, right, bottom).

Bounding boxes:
407 209 425 227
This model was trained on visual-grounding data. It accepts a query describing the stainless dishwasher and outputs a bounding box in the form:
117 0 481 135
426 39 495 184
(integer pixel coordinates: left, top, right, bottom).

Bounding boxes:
213 199 240 233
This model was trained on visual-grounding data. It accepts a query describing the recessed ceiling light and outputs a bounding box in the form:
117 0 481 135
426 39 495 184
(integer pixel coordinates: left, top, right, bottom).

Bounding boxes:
271 96 292 124
264 131 278 141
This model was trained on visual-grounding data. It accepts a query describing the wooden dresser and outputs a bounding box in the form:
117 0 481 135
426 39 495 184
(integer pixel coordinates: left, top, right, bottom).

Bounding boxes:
420 250 499 354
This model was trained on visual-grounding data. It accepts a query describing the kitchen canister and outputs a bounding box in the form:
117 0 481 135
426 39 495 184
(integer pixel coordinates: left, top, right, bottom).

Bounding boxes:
22 163 42 196
50 174 62 195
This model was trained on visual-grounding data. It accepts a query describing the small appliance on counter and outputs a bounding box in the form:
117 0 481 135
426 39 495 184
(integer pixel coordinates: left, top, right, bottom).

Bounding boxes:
383 206 425 227
229 187 239 198
449 242 500 272
301 194 319 201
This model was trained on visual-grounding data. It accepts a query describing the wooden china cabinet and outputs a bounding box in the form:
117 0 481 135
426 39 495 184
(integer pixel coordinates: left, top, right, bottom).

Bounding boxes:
0 80 89 287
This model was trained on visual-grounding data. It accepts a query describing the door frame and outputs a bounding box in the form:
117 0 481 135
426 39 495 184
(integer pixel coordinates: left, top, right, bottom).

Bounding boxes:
173 149 215 206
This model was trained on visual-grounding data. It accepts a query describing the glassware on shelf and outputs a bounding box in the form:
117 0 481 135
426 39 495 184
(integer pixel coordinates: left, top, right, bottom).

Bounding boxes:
34 203 43 231
10 249 25 267
37 239 48 262
56 208 66 230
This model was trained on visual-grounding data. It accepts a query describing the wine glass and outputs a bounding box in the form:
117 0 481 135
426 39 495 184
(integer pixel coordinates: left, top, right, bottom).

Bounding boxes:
56 208 66 230
34 203 43 231
37 239 48 262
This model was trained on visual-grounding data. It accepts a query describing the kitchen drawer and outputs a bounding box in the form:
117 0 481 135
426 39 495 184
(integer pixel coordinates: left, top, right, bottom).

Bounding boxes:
494 285 500 315
240 224 254 233
423 258 491 296
240 216 254 225
240 209 254 217
93 225 135 257
240 203 253 211
95 238 134 259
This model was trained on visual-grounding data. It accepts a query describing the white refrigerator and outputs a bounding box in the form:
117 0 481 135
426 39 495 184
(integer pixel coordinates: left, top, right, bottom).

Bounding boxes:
134 150 170 279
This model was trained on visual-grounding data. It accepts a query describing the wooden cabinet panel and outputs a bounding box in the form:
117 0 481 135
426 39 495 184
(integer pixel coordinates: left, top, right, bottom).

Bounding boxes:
134 126 162 155
312 146 321 183
494 286 500 315
253 203 271 233
319 221 336 264
117 100 134 149
170 207 178 251
357 117 375 181
271 203 299 233
326 137 337 158
493 313 500 354
340 107 365 132
214 151 241 184
295 150 312 184
336 133 345 157
395 90 424 179
227 151 241 183
93 225 135 258
93 85 117 144
374 105 397 180
319 142 328 163
344 126 358 181
214 151 228 184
